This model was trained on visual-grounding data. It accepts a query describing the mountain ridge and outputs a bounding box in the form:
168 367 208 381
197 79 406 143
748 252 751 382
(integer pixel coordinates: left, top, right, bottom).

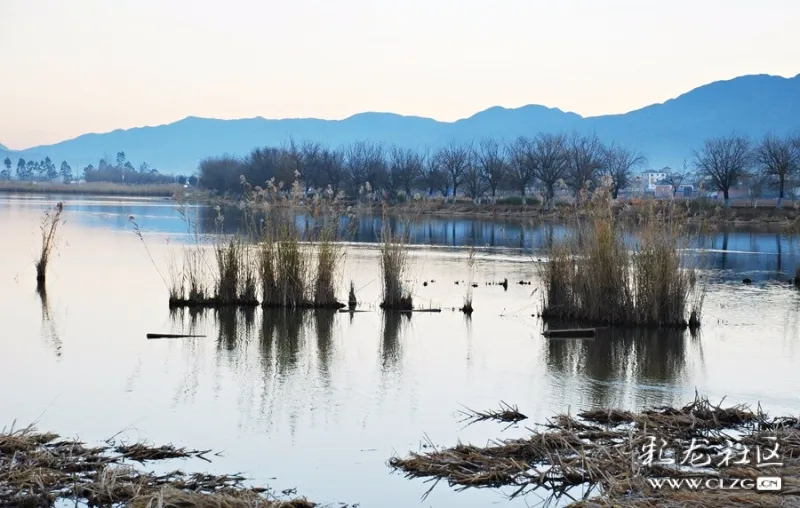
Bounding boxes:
1 73 798 174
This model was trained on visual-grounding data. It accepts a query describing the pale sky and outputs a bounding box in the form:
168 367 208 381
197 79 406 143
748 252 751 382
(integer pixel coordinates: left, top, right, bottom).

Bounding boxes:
1 0 799 150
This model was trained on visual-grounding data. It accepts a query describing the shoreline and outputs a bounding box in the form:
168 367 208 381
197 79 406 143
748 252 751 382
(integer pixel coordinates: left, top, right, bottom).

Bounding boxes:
4 182 800 226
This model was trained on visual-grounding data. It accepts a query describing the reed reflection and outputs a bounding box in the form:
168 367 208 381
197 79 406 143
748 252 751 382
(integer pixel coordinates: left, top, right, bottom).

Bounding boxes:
314 310 336 387
381 312 409 373
260 309 307 380
36 286 62 358
545 328 692 408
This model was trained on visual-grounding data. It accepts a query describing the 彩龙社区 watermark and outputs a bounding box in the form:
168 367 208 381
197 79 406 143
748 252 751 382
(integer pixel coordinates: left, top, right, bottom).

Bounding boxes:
636 435 784 492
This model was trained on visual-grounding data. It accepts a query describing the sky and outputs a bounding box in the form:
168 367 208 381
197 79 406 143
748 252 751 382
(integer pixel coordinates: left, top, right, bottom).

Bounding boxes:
1 0 799 150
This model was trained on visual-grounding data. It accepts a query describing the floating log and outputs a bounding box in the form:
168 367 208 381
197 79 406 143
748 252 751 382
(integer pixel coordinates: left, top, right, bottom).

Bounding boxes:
542 328 596 339
146 333 206 339
337 309 372 313
398 308 442 313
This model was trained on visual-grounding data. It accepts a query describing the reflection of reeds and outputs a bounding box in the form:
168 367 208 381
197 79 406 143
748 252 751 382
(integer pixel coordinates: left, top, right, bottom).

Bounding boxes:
314 310 335 383
545 327 689 407
381 312 409 369
540 190 705 329
35 202 64 288
36 285 62 357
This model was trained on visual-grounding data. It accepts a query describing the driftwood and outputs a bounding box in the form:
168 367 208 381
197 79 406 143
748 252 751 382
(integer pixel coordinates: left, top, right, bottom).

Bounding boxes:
147 333 207 339
542 328 596 338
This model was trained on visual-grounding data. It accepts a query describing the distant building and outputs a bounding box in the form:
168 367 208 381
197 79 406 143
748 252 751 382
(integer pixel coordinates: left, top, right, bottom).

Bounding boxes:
641 169 669 191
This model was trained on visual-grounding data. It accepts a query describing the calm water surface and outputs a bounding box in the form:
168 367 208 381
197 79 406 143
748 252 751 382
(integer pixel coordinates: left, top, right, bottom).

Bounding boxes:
2 194 800 507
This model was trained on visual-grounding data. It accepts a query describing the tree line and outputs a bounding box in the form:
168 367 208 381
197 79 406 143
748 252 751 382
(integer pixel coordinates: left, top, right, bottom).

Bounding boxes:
197 132 800 206
198 133 648 203
1 151 193 186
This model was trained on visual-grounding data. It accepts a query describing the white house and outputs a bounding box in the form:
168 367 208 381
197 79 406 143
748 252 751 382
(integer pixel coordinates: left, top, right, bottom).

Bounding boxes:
641 168 669 191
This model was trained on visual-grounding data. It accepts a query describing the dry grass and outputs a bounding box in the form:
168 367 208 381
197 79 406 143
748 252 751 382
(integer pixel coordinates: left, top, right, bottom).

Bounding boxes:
379 217 413 311
456 401 527 426
0 423 318 507
34 201 64 287
0 180 183 197
212 236 259 307
312 228 344 308
540 185 705 328
389 393 800 507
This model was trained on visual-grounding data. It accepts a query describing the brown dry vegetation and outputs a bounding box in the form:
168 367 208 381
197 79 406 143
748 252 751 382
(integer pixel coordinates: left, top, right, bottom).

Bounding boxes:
35 202 65 288
389 394 800 507
0 423 318 507
379 215 413 311
539 182 705 328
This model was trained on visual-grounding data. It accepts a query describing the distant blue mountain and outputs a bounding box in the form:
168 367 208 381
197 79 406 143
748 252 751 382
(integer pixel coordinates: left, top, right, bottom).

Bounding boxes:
1 73 798 175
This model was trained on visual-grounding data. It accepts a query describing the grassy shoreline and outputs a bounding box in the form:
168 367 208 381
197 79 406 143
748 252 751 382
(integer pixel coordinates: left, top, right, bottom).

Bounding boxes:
5 181 800 225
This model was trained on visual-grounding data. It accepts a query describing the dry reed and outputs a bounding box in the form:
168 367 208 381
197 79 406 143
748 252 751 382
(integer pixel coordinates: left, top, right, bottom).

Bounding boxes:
540 185 705 328
35 201 64 287
389 393 800 507
460 246 476 315
379 219 412 310
0 423 318 507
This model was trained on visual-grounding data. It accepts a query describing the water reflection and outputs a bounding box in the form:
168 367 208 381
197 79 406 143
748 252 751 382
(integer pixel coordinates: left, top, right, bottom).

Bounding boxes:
381 312 408 372
36 286 62 358
546 328 694 408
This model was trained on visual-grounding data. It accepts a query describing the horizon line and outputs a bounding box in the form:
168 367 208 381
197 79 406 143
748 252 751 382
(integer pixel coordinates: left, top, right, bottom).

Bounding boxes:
2 71 798 152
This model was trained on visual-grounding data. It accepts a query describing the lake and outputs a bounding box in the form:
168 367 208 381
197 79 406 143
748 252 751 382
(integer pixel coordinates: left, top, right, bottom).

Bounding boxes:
2 194 800 507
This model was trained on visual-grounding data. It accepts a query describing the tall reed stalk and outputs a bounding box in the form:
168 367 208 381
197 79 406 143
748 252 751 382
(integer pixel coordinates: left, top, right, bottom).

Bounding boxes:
35 202 65 287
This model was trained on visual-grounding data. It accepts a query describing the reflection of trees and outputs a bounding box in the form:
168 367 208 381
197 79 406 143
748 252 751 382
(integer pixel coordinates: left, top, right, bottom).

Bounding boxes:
36 286 62 357
545 328 689 408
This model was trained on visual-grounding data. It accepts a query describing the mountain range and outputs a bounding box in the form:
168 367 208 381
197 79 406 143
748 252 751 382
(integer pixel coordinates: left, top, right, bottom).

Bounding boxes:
1 73 798 175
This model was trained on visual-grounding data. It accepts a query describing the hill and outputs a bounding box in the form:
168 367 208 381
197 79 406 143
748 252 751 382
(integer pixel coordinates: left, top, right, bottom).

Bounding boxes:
4 73 799 175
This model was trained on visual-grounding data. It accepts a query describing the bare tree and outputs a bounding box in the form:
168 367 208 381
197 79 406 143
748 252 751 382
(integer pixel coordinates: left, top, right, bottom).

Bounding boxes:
388 145 424 198
320 147 346 197
437 141 472 201
566 132 605 195
755 134 800 208
474 138 507 202
462 151 486 201
420 148 447 197
529 133 569 205
300 140 325 192
693 134 753 207
663 162 692 197
345 141 387 197
600 143 646 199
506 137 536 202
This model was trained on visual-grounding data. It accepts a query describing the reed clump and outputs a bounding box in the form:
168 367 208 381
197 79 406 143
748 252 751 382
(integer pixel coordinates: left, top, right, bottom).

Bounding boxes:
35 201 65 287
389 394 800 506
379 220 413 311
540 183 704 329
0 423 317 507
252 176 345 309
